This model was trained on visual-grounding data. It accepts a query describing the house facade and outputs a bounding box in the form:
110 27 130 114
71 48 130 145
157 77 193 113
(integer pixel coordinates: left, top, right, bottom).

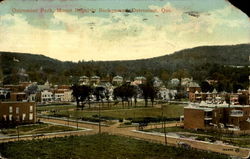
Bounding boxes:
184 103 250 132
0 101 36 127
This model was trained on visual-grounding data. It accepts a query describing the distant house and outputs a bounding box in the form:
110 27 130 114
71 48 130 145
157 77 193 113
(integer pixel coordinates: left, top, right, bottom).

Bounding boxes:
189 89 249 105
10 92 27 102
3 84 26 92
62 90 73 102
90 76 100 86
170 78 180 86
0 88 10 100
37 81 51 91
54 89 65 102
112 76 123 85
181 78 193 87
187 82 201 102
40 90 53 103
0 101 36 127
28 93 37 102
79 76 89 85
132 76 146 85
53 89 73 102
153 77 163 87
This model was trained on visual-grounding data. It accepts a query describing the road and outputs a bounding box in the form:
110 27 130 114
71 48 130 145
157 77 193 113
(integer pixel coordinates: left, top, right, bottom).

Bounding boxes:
1 117 250 159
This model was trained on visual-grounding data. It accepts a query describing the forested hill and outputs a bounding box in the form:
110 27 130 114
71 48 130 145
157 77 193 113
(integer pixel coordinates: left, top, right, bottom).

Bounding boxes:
0 44 249 86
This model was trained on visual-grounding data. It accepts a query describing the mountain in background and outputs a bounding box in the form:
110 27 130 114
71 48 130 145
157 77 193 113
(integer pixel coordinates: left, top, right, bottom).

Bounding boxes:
0 44 249 92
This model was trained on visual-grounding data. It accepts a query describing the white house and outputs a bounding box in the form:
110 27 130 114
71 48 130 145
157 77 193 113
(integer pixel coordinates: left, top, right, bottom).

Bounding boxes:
41 90 53 102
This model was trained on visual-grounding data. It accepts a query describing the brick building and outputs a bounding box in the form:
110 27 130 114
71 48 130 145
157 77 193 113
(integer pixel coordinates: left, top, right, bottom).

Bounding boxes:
0 102 36 127
184 103 250 131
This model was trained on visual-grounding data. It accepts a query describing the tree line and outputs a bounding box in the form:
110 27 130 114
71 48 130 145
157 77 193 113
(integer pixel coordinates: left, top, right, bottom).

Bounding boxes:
71 80 159 109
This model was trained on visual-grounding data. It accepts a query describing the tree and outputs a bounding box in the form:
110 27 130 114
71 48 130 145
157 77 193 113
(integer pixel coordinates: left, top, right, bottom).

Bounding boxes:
139 80 159 107
94 86 106 103
71 84 92 110
238 94 248 105
200 81 211 92
24 83 38 95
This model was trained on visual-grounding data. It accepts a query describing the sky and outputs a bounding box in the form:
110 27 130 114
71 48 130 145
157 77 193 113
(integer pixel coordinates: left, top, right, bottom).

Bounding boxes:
0 0 249 61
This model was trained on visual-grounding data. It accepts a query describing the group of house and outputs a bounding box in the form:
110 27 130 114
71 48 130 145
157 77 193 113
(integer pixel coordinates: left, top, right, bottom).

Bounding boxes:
184 80 250 133
79 75 179 101
0 81 73 127
0 81 73 104
187 83 249 105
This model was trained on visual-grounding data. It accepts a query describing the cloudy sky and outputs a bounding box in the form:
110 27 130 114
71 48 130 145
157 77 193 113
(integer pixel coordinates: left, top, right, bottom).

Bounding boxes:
0 0 249 61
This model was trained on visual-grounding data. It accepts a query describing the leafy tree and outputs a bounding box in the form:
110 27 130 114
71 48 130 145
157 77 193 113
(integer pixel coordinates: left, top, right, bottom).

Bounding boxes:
24 83 38 95
238 94 248 105
139 80 159 107
200 81 211 92
71 84 92 110
94 86 106 103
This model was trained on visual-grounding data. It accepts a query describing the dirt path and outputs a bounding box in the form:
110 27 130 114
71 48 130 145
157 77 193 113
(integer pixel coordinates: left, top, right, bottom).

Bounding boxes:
1 117 250 159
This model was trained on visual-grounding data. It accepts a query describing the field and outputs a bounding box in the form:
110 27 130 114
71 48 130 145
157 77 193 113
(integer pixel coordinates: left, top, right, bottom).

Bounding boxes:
37 104 76 112
40 103 184 123
145 127 250 148
0 134 229 159
0 123 78 136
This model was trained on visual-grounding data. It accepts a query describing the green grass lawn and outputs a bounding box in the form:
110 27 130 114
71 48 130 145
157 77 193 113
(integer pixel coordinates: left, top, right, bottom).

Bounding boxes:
37 105 76 111
1 123 78 136
47 104 184 120
145 127 250 148
0 134 229 159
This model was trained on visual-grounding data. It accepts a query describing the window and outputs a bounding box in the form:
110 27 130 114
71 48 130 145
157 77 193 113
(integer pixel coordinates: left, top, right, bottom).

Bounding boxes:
9 115 12 121
29 113 33 120
9 106 13 113
30 106 33 112
16 107 19 114
22 113 26 120
3 115 7 121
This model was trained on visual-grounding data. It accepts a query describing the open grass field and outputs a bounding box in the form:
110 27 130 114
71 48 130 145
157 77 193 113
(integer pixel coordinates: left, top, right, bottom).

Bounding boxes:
0 123 78 136
37 105 76 112
0 134 229 159
145 127 250 148
46 104 184 121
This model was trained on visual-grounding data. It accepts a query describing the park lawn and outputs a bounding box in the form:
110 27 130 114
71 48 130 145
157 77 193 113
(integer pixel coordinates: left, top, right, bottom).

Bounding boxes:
37 105 76 111
1 123 78 136
0 134 229 159
145 127 250 148
48 104 184 120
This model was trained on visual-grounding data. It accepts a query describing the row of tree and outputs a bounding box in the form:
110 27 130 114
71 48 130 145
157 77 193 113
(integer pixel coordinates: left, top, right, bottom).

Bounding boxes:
71 80 159 109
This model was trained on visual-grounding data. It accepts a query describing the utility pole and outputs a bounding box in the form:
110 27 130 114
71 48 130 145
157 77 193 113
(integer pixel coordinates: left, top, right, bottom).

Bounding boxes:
99 101 101 134
76 108 79 130
16 126 19 141
67 110 70 126
164 117 167 145
161 111 167 145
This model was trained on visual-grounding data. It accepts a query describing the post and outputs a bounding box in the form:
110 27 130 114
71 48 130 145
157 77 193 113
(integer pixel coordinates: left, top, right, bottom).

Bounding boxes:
67 110 70 126
164 118 167 145
17 126 19 141
76 108 78 130
99 101 101 134
162 105 167 145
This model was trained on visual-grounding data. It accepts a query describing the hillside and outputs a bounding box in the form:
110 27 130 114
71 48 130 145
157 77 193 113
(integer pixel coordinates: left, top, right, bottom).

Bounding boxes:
0 44 249 89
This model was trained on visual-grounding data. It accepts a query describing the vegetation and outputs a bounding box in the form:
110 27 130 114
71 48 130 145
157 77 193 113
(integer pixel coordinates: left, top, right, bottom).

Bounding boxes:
0 123 78 136
114 83 138 107
146 127 250 148
1 44 249 92
46 104 184 123
0 134 229 159
37 105 76 112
